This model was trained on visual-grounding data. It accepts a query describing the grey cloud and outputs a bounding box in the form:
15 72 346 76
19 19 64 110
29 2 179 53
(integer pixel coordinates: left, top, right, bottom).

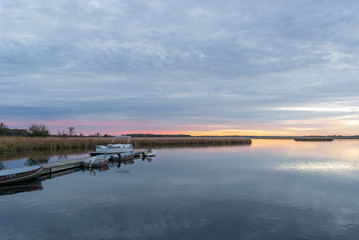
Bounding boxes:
1 0 359 132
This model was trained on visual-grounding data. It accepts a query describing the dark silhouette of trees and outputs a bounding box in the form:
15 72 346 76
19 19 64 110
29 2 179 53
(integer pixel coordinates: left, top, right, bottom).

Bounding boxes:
0 122 29 136
0 122 8 136
28 124 50 137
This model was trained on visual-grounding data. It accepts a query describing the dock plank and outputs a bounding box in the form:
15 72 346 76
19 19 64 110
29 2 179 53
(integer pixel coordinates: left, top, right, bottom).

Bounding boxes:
41 157 88 175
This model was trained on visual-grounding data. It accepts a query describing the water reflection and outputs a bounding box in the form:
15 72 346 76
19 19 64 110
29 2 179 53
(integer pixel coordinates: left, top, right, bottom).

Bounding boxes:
252 139 359 161
0 150 88 170
0 154 152 196
0 150 88 161
2 141 359 239
85 157 154 176
278 161 359 174
142 156 155 162
27 156 50 166
87 165 110 176
40 167 83 182
0 179 43 196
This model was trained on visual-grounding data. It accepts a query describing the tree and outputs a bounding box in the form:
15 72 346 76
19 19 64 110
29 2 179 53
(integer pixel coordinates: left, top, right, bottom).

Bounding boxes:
68 126 75 136
28 124 50 137
0 123 8 136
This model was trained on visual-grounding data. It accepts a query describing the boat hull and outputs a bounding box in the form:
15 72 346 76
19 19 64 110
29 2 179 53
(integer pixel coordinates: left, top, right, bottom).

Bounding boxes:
83 159 109 167
118 151 135 160
0 165 43 185
83 155 110 168
142 149 156 157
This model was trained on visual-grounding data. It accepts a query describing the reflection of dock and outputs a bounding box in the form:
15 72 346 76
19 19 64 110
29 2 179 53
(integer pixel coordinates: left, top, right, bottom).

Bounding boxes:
39 166 83 181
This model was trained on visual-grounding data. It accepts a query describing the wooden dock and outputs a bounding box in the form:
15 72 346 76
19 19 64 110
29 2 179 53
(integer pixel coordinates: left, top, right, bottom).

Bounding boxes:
41 157 87 176
40 151 144 176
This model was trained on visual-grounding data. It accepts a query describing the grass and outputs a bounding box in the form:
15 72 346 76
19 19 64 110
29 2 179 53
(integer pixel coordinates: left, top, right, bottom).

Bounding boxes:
0 136 252 153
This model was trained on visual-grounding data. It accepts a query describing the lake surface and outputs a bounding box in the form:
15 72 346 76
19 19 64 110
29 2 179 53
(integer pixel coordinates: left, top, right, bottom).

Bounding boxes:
1 139 359 240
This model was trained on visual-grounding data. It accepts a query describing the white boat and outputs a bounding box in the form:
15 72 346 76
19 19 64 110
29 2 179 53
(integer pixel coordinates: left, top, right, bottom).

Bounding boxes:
89 136 133 156
142 149 156 157
83 154 110 168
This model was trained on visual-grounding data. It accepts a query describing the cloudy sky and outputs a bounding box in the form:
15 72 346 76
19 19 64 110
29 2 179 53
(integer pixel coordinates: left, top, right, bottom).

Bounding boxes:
1 0 359 136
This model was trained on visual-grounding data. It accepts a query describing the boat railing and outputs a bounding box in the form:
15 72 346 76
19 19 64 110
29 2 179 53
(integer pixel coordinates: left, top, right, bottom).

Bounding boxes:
111 136 131 145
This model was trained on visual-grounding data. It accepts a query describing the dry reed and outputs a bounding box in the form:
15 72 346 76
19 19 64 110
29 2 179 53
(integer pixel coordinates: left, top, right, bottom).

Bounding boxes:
0 136 251 153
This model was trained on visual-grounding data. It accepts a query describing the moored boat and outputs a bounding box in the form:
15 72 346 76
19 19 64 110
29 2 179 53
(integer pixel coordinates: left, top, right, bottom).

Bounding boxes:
0 165 43 185
89 136 133 156
83 154 110 168
118 151 135 160
142 149 156 157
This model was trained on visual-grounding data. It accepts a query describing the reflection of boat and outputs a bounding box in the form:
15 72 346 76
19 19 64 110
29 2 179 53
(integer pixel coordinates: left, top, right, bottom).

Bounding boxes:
98 165 109 171
119 159 134 165
0 179 43 196
142 149 156 157
88 165 109 176
83 154 110 168
142 157 156 162
0 165 43 185
89 136 133 156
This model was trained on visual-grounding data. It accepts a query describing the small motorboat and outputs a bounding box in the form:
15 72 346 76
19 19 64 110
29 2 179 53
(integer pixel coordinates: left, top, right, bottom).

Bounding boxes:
0 165 43 185
118 151 135 161
83 154 110 168
142 149 156 157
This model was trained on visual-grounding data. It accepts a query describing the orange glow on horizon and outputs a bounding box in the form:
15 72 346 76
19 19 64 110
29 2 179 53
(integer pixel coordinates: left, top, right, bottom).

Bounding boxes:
5 118 359 136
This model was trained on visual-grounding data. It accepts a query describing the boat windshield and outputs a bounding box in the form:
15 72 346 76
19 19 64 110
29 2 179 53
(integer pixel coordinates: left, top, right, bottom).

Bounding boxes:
110 136 131 144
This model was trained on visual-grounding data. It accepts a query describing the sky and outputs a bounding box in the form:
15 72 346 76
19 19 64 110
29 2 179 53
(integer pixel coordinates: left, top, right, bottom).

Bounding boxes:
1 0 359 136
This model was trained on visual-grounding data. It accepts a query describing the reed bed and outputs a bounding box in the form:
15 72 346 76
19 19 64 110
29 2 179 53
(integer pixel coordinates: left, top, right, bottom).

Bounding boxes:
0 136 251 153
0 137 113 153
294 137 334 141
132 137 252 148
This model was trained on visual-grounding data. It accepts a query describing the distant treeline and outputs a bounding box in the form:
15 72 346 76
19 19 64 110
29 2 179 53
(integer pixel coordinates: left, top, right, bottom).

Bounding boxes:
125 134 191 137
1 122 99 137
1 123 49 137
0 122 194 138
0 125 30 137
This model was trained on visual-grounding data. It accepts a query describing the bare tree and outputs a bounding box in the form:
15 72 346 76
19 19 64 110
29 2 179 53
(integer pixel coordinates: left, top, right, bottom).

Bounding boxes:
69 126 75 136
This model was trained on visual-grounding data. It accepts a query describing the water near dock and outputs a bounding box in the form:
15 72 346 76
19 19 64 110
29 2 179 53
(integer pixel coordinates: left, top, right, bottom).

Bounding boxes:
1 139 359 239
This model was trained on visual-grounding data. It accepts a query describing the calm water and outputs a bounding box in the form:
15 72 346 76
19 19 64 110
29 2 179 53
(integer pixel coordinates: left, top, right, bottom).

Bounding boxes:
1 139 359 240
